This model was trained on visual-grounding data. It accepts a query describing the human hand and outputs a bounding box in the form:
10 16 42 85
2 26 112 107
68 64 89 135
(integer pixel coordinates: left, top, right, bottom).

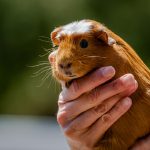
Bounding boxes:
130 135 150 150
55 66 138 150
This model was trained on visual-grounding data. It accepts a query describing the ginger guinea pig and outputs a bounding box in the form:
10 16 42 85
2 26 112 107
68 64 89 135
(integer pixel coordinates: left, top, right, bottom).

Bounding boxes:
50 20 150 150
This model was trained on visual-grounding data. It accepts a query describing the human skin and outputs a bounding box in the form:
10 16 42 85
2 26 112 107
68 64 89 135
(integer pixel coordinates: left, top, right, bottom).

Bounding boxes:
130 135 150 150
48 53 150 150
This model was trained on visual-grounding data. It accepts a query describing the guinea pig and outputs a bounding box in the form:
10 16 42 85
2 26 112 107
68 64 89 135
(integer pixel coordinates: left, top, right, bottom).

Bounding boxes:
49 19 150 150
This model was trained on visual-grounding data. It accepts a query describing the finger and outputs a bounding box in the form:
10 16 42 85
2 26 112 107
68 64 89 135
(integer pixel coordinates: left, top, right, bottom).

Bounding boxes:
67 94 126 130
58 74 136 121
59 66 115 101
122 80 138 96
57 79 137 128
89 97 132 143
130 135 150 150
64 81 137 130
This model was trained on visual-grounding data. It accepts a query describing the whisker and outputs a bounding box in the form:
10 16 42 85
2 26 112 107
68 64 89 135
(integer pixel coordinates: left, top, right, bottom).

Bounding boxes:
39 51 50 57
38 61 49 63
38 47 55 58
81 55 106 59
36 70 51 87
32 68 51 77
47 76 53 89
41 70 51 81
38 36 50 39
28 63 50 68
43 48 53 52
33 66 50 75
38 38 50 43
86 56 106 58
76 59 91 66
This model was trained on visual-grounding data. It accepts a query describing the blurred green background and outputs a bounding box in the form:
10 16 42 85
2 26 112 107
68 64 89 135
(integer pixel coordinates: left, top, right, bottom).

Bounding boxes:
0 0 150 116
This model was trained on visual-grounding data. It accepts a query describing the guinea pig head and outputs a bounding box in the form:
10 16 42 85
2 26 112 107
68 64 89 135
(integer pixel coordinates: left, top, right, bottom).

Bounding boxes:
50 20 118 82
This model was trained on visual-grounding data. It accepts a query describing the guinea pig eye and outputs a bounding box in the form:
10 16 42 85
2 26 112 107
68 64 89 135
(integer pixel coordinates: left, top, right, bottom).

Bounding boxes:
80 39 88 48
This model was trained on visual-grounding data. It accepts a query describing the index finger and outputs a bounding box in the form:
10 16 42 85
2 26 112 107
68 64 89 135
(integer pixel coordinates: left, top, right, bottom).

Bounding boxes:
59 66 115 102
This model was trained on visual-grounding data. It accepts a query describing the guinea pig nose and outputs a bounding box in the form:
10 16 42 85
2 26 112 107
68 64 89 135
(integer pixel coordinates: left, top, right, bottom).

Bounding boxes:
59 63 72 69
48 51 56 64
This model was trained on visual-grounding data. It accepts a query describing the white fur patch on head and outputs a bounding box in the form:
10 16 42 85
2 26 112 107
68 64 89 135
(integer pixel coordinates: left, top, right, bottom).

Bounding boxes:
56 20 92 39
108 37 116 45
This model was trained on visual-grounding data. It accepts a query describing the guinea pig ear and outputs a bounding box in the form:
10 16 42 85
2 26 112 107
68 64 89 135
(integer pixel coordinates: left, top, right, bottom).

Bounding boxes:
97 30 116 46
51 27 62 46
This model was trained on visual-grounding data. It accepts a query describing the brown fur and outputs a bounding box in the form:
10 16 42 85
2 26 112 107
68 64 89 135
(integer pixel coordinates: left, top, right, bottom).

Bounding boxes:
50 20 150 150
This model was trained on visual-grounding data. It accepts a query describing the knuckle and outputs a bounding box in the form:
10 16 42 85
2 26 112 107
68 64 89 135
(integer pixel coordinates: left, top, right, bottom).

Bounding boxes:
57 111 68 126
94 103 107 114
57 99 65 107
88 87 100 103
91 108 99 116
101 114 111 123
64 125 76 137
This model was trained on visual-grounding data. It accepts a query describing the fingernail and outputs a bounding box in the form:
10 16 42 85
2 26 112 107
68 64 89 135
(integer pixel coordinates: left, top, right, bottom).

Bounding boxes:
101 66 115 77
122 97 132 106
135 80 138 88
130 80 138 92
121 74 135 87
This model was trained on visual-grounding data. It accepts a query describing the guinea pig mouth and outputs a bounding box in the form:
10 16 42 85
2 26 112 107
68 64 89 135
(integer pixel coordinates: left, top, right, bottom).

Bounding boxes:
68 74 77 78
55 69 78 81
64 67 100 88
63 73 78 79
